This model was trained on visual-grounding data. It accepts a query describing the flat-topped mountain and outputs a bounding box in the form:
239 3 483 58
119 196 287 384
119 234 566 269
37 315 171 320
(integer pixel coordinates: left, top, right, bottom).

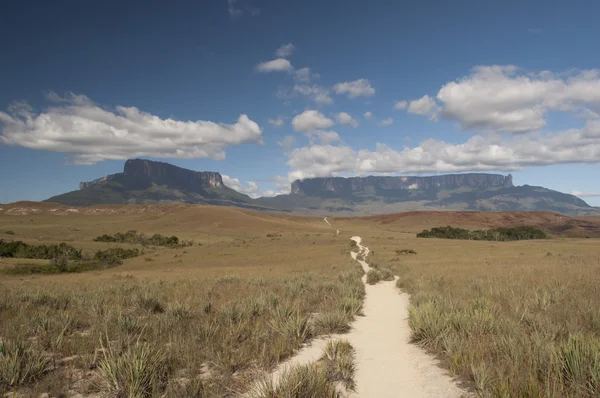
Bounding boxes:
45 159 594 215
259 173 592 215
291 173 513 196
46 159 272 211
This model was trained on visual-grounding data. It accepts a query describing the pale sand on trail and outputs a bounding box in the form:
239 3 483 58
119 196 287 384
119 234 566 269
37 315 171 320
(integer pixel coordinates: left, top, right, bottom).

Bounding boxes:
255 233 468 397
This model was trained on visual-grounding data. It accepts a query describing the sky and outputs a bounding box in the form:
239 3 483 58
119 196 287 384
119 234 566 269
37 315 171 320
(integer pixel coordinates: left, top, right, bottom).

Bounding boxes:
2 0 600 205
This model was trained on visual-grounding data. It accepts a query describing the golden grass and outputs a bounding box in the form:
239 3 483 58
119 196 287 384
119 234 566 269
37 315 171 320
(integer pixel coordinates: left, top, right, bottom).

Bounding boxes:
3 204 600 396
341 219 600 397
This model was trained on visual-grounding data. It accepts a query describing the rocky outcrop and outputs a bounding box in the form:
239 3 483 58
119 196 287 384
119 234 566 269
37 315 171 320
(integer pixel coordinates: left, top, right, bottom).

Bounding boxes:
291 173 514 196
79 159 225 192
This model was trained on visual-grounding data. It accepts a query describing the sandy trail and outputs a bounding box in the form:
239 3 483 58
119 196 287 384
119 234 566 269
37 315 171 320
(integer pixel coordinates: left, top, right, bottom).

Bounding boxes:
256 232 467 397
324 217 331 226
347 236 466 397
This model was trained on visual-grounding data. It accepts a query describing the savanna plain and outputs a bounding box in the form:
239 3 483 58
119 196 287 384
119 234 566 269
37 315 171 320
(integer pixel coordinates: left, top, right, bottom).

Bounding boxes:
1 202 600 397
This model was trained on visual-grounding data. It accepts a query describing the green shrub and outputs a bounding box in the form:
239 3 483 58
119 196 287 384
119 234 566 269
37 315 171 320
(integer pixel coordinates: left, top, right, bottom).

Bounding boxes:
417 225 548 241
0 240 82 260
93 230 191 248
396 249 417 255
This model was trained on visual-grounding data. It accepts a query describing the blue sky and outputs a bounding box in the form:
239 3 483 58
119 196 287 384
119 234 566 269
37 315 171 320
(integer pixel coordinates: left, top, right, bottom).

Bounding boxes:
2 0 600 205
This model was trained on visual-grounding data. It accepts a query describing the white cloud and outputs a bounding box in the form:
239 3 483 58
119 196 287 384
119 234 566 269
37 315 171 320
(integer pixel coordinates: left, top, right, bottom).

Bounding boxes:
291 110 335 132
394 100 408 110
294 67 318 83
408 95 439 118
421 65 600 133
277 135 296 150
256 58 292 73
333 79 375 98
284 118 600 179
364 111 373 119
268 117 285 127
0 93 262 165
335 112 358 127
377 118 393 127
275 43 295 58
572 191 600 198
293 85 333 106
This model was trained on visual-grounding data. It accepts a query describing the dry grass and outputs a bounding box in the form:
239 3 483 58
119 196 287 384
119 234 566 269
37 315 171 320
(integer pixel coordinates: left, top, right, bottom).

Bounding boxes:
346 221 600 397
4 203 600 396
0 204 366 396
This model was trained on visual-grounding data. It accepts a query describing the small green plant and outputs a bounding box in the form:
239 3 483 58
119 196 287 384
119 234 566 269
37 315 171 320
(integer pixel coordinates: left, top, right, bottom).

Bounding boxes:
312 311 352 334
97 341 169 397
320 339 356 390
0 339 49 388
248 363 340 398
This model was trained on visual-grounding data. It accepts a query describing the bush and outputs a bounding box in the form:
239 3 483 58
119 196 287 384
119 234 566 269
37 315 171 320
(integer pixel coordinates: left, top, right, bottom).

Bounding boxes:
417 226 548 241
0 239 82 260
396 249 417 255
93 230 191 248
312 311 352 334
321 340 356 390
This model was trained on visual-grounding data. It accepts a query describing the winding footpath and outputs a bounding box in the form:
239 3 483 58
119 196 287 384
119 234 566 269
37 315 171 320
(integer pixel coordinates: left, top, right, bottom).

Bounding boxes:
258 220 467 397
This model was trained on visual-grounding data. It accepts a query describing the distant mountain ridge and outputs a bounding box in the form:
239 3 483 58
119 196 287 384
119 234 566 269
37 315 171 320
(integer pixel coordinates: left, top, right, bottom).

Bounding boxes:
45 159 595 215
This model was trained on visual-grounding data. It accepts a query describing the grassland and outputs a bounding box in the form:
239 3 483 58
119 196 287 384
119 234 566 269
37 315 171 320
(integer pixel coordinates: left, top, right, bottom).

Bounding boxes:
2 202 600 396
335 215 600 397
0 203 363 396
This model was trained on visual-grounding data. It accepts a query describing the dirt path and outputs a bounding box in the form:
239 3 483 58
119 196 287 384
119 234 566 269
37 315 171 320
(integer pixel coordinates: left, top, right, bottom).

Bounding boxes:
256 232 467 397
347 236 466 397
324 217 331 226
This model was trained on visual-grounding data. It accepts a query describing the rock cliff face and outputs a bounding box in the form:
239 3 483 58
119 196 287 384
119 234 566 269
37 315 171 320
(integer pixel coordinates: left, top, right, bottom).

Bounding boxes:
290 173 514 196
79 159 225 192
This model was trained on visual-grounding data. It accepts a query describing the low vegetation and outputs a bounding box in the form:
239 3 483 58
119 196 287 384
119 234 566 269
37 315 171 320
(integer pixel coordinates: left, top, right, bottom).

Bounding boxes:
0 239 82 260
388 242 600 397
416 225 548 241
93 230 192 247
0 264 364 396
2 247 140 275
249 339 356 397
396 249 417 255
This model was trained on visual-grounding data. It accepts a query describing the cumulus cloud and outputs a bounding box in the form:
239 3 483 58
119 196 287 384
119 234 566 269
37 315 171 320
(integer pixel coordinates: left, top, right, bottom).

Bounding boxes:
407 95 439 118
0 93 262 165
415 65 600 133
291 110 335 132
268 117 285 127
335 112 358 127
377 117 393 127
256 58 293 73
333 79 375 98
572 191 600 198
364 111 373 119
284 118 600 179
275 43 295 58
394 100 408 110
222 175 260 197
293 85 333 106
